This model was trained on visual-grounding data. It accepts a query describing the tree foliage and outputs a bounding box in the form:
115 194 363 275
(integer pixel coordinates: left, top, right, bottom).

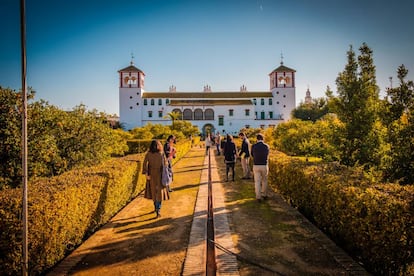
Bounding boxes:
383 65 414 184
130 120 199 141
273 44 414 184
333 43 382 168
383 65 414 125
292 97 330 122
272 116 341 161
0 87 128 188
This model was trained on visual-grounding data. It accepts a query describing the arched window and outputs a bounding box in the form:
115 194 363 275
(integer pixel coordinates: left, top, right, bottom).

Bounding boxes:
183 109 193 120
151 99 155 105
204 108 214 120
194 108 203 120
143 99 148 105
158 99 162 105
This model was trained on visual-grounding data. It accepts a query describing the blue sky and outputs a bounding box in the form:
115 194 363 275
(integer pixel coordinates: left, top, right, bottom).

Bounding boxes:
1 0 414 115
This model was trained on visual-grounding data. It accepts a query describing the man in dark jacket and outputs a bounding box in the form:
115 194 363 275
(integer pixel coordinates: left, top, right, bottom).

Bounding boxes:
251 133 270 202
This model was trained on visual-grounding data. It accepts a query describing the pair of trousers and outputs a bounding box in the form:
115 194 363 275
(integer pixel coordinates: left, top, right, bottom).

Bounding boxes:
154 201 162 212
241 157 251 178
253 165 268 199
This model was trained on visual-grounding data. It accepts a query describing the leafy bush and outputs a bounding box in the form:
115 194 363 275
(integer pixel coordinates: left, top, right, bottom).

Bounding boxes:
0 139 193 274
0 87 130 189
0 154 144 275
268 152 414 275
272 116 342 161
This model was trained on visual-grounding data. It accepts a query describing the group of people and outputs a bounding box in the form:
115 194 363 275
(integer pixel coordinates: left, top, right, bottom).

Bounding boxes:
221 132 270 202
204 132 222 156
142 135 176 218
143 131 270 219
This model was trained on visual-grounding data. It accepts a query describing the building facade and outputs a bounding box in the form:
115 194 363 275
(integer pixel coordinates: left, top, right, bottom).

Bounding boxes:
119 60 296 136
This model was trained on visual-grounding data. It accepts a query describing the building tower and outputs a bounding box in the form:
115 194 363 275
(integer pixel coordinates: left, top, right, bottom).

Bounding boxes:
268 58 296 120
118 57 145 130
305 87 312 104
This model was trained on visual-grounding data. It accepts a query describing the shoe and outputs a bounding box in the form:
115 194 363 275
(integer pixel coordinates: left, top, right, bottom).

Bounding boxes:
168 188 173 192
263 196 268 200
257 198 262 203
225 179 229 182
232 179 235 182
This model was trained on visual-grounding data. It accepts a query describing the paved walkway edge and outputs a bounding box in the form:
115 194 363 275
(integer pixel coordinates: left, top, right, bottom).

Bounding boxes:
181 156 208 276
182 151 240 276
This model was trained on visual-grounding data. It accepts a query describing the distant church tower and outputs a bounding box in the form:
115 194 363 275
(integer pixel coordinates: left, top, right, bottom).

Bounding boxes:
118 56 145 130
305 87 312 104
268 56 296 120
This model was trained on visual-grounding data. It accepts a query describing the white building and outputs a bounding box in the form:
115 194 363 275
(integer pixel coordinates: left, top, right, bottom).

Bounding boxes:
119 60 296 136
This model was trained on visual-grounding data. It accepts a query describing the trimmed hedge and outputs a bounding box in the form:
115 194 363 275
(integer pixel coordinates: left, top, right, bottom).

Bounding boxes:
126 136 200 155
268 151 414 275
126 139 153 154
0 154 144 275
0 139 194 275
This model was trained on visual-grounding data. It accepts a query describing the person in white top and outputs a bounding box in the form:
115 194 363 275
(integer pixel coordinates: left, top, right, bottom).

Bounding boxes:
205 134 212 155
215 132 221 155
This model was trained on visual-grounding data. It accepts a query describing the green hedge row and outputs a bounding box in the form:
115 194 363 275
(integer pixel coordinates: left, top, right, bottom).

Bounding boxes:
126 139 153 154
126 136 200 155
0 139 194 275
268 152 414 275
0 154 144 275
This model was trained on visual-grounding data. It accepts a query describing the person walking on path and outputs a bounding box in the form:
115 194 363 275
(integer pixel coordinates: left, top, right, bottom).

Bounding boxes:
215 132 222 155
238 132 252 179
251 133 270 202
223 134 237 182
164 135 176 192
142 140 170 218
205 133 212 155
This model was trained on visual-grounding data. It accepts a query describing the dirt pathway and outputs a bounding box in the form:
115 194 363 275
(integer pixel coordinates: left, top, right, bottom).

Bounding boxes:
48 146 368 275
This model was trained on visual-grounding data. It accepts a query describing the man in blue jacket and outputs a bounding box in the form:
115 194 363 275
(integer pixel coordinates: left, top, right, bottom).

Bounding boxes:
251 133 270 202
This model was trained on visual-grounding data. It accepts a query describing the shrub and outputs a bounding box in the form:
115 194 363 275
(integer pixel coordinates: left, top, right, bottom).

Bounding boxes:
269 153 414 275
0 140 193 274
0 155 143 275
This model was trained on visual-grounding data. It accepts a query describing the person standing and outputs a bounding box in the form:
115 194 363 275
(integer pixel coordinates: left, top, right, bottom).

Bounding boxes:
143 140 170 218
251 133 270 202
223 134 237 181
238 132 251 179
215 132 221 155
163 135 176 192
205 134 212 155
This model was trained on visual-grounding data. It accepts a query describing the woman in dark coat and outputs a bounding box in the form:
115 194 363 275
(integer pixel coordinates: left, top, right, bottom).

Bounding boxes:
223 134 237 182
142 140 170 218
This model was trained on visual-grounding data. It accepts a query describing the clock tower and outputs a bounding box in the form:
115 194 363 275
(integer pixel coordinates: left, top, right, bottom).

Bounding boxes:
118 58 145 130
